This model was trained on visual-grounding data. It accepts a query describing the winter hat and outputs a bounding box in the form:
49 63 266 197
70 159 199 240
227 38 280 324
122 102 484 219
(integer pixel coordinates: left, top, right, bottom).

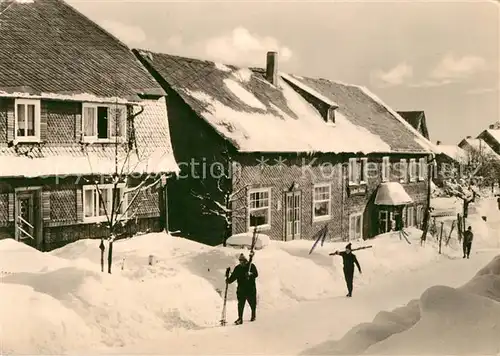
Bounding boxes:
238 253 248 261
345 243 352 250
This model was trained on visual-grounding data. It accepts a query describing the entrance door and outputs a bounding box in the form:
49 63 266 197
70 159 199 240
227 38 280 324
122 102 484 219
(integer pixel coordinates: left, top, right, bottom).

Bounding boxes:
15 191 37 244
285 191 301 240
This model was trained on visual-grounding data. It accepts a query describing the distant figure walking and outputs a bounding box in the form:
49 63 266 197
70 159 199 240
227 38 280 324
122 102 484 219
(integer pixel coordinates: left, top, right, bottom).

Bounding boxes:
463 226 474 259
227 253 258 325
330 243 362 297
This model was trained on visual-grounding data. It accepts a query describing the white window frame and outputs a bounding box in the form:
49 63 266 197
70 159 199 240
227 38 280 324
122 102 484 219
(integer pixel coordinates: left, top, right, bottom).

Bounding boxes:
326 107 335 125
312 183 331 222
348 157 368 185
81 103 127 143
409 158 417 182
247 187 271 231
382 156 390 182
400 159 408 183
406 205 415 227
360 157 368 184
418 158 426 181
82 183 127 223
14 99 41 142
348 158 358 185
379 210 389 233
349 212 363 240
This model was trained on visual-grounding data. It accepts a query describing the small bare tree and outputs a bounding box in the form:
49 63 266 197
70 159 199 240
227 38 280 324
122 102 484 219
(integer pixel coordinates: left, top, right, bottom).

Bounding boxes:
81 100 170 274
191 148 248 246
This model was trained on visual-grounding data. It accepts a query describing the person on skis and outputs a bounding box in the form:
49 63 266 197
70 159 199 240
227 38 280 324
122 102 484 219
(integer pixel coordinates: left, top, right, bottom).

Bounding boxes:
226 253 258 325
330 243 362 297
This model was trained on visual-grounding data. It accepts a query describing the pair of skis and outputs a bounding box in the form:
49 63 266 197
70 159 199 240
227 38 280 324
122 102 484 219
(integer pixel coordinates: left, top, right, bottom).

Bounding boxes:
220 227 259 326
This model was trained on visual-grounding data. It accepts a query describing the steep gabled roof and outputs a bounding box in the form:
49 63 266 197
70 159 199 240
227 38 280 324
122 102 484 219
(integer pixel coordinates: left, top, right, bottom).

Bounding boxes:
0 0 164 101
282 75 436 153
458 137 500 161
135 50 434 155
397 111 430 140
438 144 468 164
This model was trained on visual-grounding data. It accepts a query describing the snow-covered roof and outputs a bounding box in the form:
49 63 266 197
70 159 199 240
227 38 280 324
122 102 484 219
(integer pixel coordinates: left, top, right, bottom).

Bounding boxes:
0 0 165 101
458 138 500 161
134 51 435 155
0 98 179 178
374 182 413 206
438 144 469 164
485 129 500 147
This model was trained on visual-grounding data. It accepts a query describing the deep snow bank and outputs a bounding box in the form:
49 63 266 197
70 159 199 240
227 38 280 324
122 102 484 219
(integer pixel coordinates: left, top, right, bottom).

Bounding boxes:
302 255 500 355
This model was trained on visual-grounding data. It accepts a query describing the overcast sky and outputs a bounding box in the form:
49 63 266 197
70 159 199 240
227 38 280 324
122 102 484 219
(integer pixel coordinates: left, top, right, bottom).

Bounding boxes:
68 0 499 145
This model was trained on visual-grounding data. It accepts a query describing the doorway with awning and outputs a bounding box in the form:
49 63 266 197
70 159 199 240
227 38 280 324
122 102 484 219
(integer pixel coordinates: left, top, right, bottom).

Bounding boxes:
374 182 413 234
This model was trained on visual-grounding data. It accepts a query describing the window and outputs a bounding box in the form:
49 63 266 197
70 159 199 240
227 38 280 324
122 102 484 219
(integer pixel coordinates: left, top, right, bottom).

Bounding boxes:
82 103 126 142
382 156 390 182
379 210 389 234
406 205 415 227
349 213 363 240
313 183 331 221
326 107 335 124
416 205 423 228
248 188 271 229
409 159 417 182
400 159 408 183
15 99 41 141
418 158 426 181
348 157 368 185
83 184 126 222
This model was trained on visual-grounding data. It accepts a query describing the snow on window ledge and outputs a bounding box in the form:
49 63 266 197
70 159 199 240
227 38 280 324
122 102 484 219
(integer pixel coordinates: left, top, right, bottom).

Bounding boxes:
248 224 271 232
313 214 331 223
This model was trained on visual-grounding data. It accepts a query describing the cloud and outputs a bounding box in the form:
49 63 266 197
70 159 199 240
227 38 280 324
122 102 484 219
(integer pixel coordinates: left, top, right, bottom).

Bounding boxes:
371 63 413 87
164 27 293 67
99 20 147 45
408 79 454 88
204 27 293 66
466 86 499 95
430 54 487 81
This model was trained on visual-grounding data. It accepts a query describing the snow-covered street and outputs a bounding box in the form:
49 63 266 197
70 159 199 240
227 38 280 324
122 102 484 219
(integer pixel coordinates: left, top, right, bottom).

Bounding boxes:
103 249 499 355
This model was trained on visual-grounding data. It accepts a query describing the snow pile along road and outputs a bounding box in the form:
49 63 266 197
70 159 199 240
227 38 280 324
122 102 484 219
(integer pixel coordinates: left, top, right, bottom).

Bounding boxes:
301 254 500 355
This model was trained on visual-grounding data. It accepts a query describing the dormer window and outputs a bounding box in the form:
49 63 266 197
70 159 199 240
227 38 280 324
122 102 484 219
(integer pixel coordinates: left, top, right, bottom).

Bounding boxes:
82 103 126 142
15 99 41 142
326 107 336 124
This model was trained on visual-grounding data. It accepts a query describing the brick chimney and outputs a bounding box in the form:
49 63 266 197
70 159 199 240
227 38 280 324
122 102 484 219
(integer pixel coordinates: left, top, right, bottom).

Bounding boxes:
266 51 278 86
489 124 495 129
436 140 441 145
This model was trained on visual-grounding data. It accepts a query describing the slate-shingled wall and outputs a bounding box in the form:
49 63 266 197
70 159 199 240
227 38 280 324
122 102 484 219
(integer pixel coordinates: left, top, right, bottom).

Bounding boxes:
0 99 162 250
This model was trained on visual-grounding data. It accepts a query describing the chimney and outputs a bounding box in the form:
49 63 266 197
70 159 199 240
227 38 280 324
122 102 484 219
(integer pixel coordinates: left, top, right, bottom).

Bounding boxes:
489 124 495 129
266 51 278 86
466 135 472 139
436 140 441 145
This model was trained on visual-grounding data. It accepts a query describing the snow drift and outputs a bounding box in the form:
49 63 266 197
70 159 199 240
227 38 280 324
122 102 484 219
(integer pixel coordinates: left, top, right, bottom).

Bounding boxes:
301 254 500 355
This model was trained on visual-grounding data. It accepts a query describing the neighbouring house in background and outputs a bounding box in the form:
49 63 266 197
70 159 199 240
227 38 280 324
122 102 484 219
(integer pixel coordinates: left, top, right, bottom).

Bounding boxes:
0 0 178 250
134 49 435 245
397 111 430 140
477 122 500 156
457 136 500 186
434 141 469 187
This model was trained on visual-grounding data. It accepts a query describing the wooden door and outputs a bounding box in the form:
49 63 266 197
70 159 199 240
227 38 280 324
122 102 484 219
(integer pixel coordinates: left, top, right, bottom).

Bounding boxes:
15 191 37 244
285 191 301 240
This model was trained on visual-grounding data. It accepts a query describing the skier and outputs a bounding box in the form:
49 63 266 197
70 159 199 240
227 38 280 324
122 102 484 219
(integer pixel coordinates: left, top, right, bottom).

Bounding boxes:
330 243 362 297
463 226 474 259
226 253 258 325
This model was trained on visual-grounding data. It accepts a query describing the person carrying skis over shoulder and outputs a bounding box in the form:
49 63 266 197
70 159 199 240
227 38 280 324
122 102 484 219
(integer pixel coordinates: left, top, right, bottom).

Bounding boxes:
226 253 258 325
330 243 362 297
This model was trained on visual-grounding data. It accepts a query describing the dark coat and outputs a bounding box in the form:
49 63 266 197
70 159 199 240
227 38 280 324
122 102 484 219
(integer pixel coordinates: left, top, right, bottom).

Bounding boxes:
227 263 258 294
464 230 474 244
338 251 362 274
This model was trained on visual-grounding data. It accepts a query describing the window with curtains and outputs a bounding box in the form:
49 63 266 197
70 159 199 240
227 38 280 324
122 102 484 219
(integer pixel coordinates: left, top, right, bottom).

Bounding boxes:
82 103 126 142
15 99 41 142
83 184 127 222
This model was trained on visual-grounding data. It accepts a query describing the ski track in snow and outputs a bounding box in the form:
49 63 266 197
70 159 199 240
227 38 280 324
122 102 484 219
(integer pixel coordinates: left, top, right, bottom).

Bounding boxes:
99 249 500 355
